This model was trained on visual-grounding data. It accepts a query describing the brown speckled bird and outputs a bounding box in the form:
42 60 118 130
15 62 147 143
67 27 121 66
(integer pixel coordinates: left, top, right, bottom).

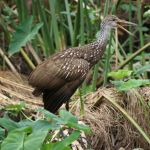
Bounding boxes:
29 15 136 113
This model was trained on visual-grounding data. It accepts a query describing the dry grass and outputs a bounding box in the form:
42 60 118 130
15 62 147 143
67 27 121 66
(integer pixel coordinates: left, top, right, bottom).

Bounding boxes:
71 88 150 150
0 70 42 109
0 71 150 149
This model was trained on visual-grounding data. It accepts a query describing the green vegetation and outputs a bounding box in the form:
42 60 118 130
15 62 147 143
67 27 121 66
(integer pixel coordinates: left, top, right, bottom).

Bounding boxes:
0 108 90 150
0 0 150 149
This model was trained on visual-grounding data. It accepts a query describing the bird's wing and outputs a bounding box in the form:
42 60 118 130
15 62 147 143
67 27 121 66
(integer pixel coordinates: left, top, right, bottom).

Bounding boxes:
29 56 90 90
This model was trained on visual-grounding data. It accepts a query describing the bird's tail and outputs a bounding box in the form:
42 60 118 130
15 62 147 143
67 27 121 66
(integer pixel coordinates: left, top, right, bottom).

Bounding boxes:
43 79 83 114
43 88 71 114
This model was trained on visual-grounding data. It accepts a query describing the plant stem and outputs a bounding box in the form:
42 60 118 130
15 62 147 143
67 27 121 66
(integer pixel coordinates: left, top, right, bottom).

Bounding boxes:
129 0 133 69
117 42 150 70
20 48 35 70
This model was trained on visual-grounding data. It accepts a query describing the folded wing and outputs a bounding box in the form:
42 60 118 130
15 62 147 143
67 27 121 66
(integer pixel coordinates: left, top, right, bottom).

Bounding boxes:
29 55 89 113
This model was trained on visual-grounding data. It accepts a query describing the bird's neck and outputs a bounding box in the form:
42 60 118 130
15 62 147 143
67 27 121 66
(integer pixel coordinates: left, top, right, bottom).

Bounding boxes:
96 26 111 48
84 26 111 67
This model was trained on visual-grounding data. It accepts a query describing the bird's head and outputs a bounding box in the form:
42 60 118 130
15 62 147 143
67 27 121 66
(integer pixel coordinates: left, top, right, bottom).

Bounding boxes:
101 15 136 33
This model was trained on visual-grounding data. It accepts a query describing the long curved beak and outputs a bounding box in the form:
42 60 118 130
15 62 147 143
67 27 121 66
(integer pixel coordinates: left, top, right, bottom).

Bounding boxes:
117 19 137 26
117 19 137 36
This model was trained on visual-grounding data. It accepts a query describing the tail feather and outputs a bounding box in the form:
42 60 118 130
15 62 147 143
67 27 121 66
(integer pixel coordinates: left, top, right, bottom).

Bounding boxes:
43 88 70 113
43 79 83 113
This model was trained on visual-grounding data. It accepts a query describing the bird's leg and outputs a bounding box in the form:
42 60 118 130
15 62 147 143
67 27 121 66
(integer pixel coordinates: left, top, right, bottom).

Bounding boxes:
65 100 70 111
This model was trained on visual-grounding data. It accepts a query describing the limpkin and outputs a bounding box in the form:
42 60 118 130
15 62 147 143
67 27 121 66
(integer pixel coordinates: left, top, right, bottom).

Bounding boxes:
29 15 136 113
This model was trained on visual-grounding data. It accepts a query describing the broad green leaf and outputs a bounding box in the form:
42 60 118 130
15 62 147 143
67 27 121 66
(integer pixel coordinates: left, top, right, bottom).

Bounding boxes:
24 130 48 150
58 131 80 147
42 143 71 150
52 131 80 150
41 143 54 150
5 102 25 113
62 147 71 150
1 128 48 150
59 109 78 123
9 16 43 56
18 119 60 132
0 127 5 140
37 108 63 124
13 126 32 134
18 119 33 128
32 120 60 132
111 79 150 91
38 109 90 133
1 131 26 150
0 118 19 131
108 69 132 79
59 110 91 133
134 63 150 76
66 122 91 133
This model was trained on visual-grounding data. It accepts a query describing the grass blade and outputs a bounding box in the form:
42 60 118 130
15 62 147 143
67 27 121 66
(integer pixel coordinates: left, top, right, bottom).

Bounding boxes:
65 0 74 45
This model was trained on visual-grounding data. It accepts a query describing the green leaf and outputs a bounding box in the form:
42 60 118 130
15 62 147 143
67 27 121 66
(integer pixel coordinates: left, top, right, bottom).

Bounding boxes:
134 63 150 76
41 143 54 150
144 9 150 18
24 130 48 150
140 27 149 32
66 122 91 133
1 131 26 150
18 119 33 128
111 79 150 91
32 120 60 132
59 110 91 133
13 126 32 134
51 131 80 150
38 109 91 133
1 128 48 150
37 108 63 124
0 118 19 131
108 69 132 80
18 119 60 132
59 109 78 123
60 131 80 147
5 102 25 113
9 16 43 56
0 127 5 140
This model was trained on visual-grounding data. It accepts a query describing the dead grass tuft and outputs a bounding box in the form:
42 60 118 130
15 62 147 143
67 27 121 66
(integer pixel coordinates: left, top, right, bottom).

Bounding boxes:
72 87 150 150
